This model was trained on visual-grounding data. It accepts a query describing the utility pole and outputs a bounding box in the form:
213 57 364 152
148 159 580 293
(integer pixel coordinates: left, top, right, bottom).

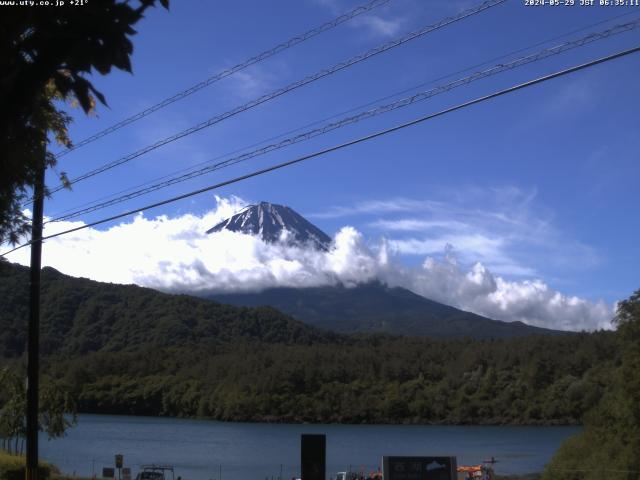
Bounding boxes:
26 156 45 480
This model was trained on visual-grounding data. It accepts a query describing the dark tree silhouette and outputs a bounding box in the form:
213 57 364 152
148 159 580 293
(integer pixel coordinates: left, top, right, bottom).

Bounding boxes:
543 290 640 480
0 0 169 245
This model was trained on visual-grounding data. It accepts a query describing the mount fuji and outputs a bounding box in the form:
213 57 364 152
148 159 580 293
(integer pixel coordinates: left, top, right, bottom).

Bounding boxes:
205 202 565 339
207 201 331 250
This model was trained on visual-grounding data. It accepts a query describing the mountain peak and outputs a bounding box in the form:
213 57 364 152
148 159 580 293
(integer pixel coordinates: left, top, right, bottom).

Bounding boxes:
206 202 331 250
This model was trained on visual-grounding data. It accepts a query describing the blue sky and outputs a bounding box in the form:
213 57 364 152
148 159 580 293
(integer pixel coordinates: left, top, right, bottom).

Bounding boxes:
10 0 640 326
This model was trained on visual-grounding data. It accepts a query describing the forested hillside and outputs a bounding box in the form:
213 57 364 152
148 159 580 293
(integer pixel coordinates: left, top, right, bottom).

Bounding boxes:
209 282 561 339
543 290 640 479
42 333 616 425
0 262 339 358
0 261 618 425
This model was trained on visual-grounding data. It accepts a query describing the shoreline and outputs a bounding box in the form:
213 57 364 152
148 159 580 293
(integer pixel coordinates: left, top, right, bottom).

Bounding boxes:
75 410 584 428
38 415 570 480
1 451 543 480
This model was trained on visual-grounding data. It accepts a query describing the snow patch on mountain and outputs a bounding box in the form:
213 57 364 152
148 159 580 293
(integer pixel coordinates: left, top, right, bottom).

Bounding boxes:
207 201 332 250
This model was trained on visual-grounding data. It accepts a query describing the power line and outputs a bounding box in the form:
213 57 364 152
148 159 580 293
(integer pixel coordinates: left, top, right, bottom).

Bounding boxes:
44 10 640 222
46 18 640 223
4 44 639 258
52 0 392 159
38 0 506 199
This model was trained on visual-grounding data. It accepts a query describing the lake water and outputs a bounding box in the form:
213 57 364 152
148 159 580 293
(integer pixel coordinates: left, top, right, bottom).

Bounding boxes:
39 414 580 480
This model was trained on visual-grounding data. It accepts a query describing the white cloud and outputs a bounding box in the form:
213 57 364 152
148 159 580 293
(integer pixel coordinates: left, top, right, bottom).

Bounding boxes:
2 196 614 331
389 234 505 259
387 235 536 277
314 0 402 38
225 67 278 100
351 15 403 37
315 188 600 277
368 218 466 231
388 256 613 331
309 198 441 218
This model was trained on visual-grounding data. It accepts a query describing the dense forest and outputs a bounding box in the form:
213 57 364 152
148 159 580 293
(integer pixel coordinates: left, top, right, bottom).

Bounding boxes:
0 262 339 358
41 333 616 425
542 290 640 480
0 261 620 426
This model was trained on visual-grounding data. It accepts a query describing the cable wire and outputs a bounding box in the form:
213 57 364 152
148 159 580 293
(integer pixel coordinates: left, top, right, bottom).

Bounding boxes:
46 18 640 223
44 10 640 221
4 43 638 257
38 0 507 199
52 0 392 159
